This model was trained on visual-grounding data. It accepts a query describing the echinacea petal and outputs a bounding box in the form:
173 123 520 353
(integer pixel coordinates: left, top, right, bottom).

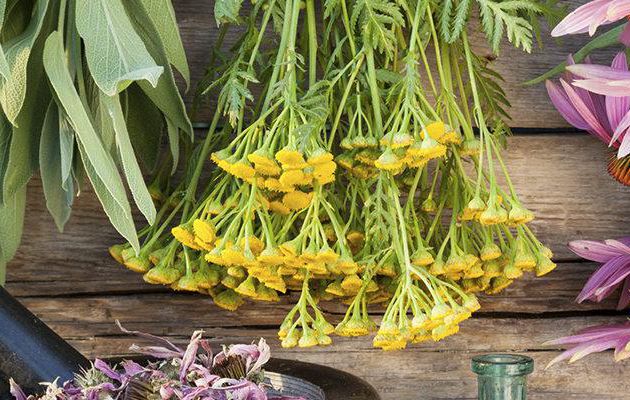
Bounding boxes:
607 0 630 20
569 239 628 262
560 80 612 142
545 346 582 369
611 110 630 147
577 256 630 303
573 78 630 98
593 257 630 296
606 53 630 131
589 6 612 36
604 239 630 254
551 0 614 37
568 64 630 80
618 132 630 157
545 80 590 130
617 276 630 309
568 339 621 363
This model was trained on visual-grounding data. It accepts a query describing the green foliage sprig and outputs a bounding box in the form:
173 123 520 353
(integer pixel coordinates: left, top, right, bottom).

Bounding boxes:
0 0 192 282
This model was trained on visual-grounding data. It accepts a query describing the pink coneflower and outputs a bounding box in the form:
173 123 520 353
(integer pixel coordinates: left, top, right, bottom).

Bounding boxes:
545 237 630 367
569 237 630 309
551 0 630 45
546 53 630 184
545 322 630 367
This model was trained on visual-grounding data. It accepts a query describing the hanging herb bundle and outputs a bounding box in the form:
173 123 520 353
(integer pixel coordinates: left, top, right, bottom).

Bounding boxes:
112 0 561 350
0 0 193 283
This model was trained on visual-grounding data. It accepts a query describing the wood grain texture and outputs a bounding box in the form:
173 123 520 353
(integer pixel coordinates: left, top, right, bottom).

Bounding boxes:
172 0 618 128
6 2 630 396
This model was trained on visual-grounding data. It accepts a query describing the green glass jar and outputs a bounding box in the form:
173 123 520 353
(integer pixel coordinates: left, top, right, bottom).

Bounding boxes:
471 354 534 400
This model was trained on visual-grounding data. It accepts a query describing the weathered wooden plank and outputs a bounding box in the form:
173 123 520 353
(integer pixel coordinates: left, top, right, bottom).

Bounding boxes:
172 0 617 128
31 317 630 400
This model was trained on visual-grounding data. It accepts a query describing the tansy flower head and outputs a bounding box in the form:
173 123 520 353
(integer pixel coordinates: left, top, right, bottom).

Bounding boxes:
276 146 307 168
340 274 363 294
109 244 126 264
229 159 256 180
172 225 201 250
144 263 183 285
486 276 513 294
380 131 413 149
374 148 404 171
418 135 447 159
479 203 508 225
257 247 285 266
307 148 334 165
193 219 216 244
535 254 556 277
432 324 459 341
172 274 200 292
483 260 503 278
212 289 245 311
412 249 435 266
269 200 291 215
282 190 314 210
429 258 446 275
460 138 480 156
508 204 535 225
480 242 502 261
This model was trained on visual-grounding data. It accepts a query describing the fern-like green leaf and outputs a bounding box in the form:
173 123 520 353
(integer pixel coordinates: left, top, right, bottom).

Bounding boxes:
214 0 244 26
352 0 404 56
476 0 541 53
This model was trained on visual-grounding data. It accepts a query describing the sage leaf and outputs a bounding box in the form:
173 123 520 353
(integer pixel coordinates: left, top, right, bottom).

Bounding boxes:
0 0 49 126
166 117 180 175
0 0 11 78
0 111 10 205
0 183 25 284
77 142 140 254
75 0 164 96
126 84 163 172
3 28 51 200
137 0 190 87
123 0 193 137
102 93 157 225
43 31 129 211
58 111 75 192
40 101 72 232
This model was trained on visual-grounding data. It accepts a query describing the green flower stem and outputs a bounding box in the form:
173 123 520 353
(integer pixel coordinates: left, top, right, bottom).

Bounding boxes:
306 0 317 87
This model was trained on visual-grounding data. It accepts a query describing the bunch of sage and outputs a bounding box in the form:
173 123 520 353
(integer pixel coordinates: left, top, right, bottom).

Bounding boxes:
0 0 192 282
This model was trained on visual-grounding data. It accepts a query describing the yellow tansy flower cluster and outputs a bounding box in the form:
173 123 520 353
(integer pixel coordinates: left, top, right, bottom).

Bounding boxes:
111 0 556 353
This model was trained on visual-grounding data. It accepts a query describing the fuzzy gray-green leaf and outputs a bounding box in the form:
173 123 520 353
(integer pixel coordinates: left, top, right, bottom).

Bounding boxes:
75 0 164 96
137 0 190 86
43 31 130 211
123 0 193 137
0 183 25 282
102 93 157 225
77 142 140 254
0 0 49 125
40 101 73 232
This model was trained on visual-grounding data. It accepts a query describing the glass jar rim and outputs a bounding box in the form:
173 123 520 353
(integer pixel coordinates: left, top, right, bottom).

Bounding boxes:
471 354 534 377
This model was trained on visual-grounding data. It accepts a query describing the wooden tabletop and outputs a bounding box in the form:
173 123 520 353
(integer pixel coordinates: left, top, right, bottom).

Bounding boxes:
6 0 630 399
